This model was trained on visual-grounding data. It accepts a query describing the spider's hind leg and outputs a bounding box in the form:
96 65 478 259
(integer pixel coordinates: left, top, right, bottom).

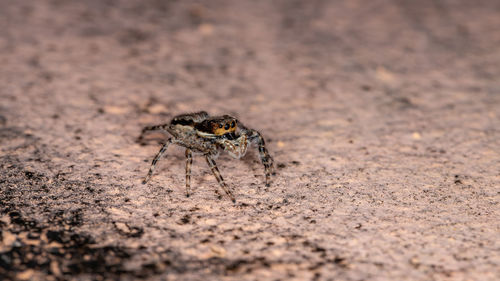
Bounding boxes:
142 139 172 184
137 123 169 143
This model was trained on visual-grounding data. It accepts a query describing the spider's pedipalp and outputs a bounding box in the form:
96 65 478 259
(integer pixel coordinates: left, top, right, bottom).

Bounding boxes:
216 133 249 159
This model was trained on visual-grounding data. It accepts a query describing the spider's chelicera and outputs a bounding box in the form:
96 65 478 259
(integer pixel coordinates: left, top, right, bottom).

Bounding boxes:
138 111 274 202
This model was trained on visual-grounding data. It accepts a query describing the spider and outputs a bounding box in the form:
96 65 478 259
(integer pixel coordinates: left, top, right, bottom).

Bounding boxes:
138 111 274 202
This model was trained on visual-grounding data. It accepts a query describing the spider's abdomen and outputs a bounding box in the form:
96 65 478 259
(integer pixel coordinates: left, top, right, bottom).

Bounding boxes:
171 111 209 126
171 118 194 126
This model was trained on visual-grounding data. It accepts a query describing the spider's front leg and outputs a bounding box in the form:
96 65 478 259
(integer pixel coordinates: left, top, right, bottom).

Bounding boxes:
246 129 274 187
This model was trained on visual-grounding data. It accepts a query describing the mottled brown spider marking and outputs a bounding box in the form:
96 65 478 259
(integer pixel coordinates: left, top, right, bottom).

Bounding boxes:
139 111 274 202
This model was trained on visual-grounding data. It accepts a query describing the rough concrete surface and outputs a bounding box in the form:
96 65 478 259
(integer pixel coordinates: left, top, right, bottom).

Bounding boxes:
0 0 499 280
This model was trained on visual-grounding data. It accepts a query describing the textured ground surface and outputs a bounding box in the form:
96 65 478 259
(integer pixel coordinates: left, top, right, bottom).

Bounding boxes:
1 0 499 280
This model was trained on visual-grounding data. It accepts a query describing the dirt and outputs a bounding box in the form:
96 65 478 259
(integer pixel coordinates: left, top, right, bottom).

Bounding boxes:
0 0 499 280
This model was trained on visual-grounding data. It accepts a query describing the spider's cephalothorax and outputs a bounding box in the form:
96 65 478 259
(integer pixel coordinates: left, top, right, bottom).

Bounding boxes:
138 111 274 202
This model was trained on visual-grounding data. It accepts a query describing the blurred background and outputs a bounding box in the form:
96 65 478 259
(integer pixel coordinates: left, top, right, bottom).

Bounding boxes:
1 0 499 280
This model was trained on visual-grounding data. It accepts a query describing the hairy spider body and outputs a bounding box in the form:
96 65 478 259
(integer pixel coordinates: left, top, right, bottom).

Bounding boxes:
138 111 274 202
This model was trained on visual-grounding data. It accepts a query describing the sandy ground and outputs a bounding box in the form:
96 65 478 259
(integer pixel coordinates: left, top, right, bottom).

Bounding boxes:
1 0 499 280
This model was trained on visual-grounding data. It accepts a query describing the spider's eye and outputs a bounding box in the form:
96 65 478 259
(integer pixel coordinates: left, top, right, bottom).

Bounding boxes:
219 124 223 128
231 121 235 128
224 123 230 130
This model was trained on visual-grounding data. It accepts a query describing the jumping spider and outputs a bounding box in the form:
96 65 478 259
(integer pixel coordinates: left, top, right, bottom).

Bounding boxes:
138 111 274 202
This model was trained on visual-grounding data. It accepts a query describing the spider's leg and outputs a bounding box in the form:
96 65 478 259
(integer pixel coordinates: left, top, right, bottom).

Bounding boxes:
137 124 169 143
142 139 172 184
185 148 193 197
248 130 274 187
205 155 236 202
